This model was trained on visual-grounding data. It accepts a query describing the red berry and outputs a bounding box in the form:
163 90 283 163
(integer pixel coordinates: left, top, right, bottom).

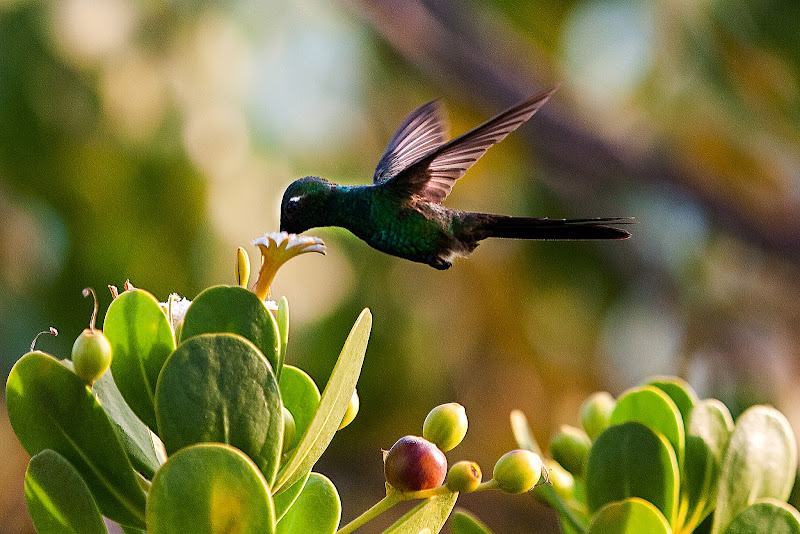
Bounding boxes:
384 436 447 492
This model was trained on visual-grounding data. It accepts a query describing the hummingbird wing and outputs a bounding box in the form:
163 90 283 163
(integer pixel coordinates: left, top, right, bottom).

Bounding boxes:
373 99 449 184
384 85 559 203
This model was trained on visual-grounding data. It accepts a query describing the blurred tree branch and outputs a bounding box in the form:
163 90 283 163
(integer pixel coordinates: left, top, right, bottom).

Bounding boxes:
349 0 800 262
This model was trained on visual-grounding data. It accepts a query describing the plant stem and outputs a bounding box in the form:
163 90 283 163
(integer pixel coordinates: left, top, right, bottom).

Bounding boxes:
539 484 587 534
337 491 402 534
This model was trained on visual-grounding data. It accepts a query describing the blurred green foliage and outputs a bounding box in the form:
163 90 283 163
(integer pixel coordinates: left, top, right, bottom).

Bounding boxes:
2 0 800 531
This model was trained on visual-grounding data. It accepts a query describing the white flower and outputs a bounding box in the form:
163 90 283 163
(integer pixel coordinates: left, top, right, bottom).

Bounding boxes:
160 294 192 328
251 231 325 300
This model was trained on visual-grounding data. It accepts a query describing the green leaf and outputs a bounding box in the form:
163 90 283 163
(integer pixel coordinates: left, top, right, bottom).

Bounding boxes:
104 288 176 431
6 352 147 528
274 471 311 523
278 364 321 458
384 493 459 534
509 409 543 455
723 499 800 534
25 449 108 534
277 296 289 381
276 473 341 534
588 498 672 534
712 406 797 534
682 399 734 529
92 369 161 479
647 376 697 432
610 386 685 469
273 309 372 494
180 285 280 370
451 509 494 534
586 421 679 527
146 443 275 534
155 333 283 486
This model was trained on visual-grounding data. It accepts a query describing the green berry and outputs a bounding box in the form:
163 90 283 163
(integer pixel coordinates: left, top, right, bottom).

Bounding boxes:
446 461 482 493
493 450 543 494
338 390 359 430
580 392 615 440
72 328 112 385
549 425 591 477
423 402 468 452
384 436 447 492
282 406 296 453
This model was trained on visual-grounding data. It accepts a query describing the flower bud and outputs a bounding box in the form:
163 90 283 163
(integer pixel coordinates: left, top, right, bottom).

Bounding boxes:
236 247 250 288
282 406 296 453
580 392 615 440
493 450 543 494
338 389 359 430
446 461 482 493
72 329 112 385
549 425 591 477
423 403 468 452
384 436 447 492
544 460 574 500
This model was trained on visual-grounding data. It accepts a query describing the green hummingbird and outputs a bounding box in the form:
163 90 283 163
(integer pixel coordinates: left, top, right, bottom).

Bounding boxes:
280 86 631 270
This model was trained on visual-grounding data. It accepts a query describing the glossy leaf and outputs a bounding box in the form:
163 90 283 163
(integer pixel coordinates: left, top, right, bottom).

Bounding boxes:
180 285 280 370
274 309 372 494
278 364 321 457
277 296 289 381
647 376 697 432
146 443 275 534
723 499 800 534
451 509 494 534
610 385 685 469
274 471 311 523
384 493 459 534
104 288 176 431
683 399 734 528
155 333 283 485
92 369 161 479
6 352 146 528
25 449 108 534
712 406 797 534
510 409 543 455
586 421 679 526
588 498 672 534
276 473 341 534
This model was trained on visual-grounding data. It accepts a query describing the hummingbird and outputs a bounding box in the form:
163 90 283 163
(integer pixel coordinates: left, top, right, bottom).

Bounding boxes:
280 85 631 270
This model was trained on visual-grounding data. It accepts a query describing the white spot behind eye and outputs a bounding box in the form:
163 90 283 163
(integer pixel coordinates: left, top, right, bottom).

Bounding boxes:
289 196 301 202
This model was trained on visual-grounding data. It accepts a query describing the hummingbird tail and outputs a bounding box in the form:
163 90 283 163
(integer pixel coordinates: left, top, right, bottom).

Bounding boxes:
481 216 633 240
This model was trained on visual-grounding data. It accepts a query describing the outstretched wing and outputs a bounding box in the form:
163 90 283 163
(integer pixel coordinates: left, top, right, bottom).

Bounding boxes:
384 85 559 203
373 99 449 184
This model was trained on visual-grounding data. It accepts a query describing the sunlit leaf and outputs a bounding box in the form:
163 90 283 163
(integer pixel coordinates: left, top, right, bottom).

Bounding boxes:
647 376 697 432
588 498 671 534
451 509 494 534
155 333 283 485
6 352 146 528
723 499 800 534
274 471 311 523
384 493 459 534
180 285 280 370
712 406 797 534
104 288 176 431
276 473 341 534
610 385 685 469
276 296 289 381
278 364 321 459
146 443 275 534
273 309 371 494
25 449 108 534
586 421 678 527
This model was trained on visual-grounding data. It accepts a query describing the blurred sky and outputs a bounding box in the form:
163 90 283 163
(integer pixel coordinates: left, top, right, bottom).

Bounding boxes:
2 0 800 532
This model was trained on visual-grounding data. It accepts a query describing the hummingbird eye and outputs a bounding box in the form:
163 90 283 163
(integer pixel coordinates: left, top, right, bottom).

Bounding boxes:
285 196 301 216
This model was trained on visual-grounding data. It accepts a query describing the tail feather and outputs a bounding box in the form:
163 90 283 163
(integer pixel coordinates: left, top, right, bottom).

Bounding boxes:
482 216 633 240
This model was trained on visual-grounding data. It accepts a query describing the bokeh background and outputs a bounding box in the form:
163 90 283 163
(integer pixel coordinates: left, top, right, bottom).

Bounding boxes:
2 0 800 531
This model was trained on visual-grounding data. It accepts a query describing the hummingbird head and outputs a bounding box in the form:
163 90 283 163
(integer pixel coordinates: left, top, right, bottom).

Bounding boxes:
280 176 333 234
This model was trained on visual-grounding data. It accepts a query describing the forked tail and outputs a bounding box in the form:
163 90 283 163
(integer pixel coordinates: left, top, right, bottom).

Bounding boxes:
482 216 633 240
